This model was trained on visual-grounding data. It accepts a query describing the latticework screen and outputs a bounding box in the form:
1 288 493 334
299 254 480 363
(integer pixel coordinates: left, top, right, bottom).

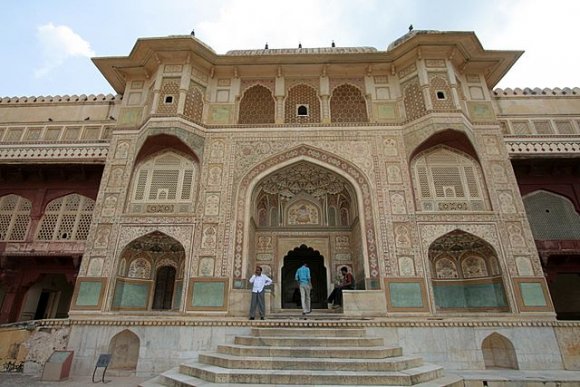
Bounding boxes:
330 84 368 123
0 194 32 241
285 84 321 123
412 147 489 211
523 191 580 240
238 85 275 124
36 194 95 240
130 152 196 213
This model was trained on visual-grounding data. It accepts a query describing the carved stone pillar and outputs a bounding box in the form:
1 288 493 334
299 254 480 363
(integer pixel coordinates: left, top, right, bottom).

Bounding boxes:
321 95 330 123
275 96 284 124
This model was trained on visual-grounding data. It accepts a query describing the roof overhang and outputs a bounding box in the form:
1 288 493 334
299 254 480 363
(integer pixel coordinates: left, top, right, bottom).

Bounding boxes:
92 31 523 94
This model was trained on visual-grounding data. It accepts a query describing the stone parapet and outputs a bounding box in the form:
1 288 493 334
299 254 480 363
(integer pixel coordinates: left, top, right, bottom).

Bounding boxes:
504 136 580 156
494 87 580 96
0 94 121 104
0 143 109 162
37 317 579 328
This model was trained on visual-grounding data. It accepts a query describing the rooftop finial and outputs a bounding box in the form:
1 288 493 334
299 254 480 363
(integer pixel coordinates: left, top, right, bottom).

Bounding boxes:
331 40 335 48
191 29 195 36
298 42 302 49
265 42 269 49
408 24 413 32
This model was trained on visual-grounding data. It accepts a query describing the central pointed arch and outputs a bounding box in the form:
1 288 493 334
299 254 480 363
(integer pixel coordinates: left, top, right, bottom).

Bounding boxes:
232 145 379 288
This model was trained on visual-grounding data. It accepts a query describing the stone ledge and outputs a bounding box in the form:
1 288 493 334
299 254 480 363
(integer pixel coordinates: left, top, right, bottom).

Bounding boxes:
0 94 121 104
0 144 109 161
26 317 580 329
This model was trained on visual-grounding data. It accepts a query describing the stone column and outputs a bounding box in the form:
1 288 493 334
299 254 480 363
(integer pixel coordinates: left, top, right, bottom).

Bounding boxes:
445 59 462 109
320 76 330 123
149 70 164 115
275 76 285 124
416 59 433 111
177 64 192 115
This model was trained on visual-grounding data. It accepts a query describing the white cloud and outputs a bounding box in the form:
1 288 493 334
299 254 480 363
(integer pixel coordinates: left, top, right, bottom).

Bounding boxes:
197 0 357 53
481 0 580 88
34 22 96 78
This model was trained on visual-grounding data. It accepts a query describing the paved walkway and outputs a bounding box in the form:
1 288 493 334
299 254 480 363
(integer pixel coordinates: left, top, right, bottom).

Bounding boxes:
0 373 147 387
3 370 580 386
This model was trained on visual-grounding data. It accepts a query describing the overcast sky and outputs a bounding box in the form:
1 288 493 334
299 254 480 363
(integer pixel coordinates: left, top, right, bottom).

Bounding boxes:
1 0 578 97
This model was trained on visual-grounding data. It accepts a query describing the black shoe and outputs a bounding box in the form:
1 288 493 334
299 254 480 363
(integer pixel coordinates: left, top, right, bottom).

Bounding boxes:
249 317 255 320
260 317 265 320
305 310 311 314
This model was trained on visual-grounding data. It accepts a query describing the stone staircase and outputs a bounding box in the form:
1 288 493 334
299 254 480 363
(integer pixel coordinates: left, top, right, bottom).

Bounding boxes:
140 326 463 386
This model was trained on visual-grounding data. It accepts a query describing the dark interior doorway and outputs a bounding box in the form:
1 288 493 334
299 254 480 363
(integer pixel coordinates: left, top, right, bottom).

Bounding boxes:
546 255 580 320
34 290 51 320
281 244 328 309
152 266 176 310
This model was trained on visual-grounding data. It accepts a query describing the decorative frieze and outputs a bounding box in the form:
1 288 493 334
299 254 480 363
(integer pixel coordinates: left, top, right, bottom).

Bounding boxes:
0 144 108 161
505 138 580 155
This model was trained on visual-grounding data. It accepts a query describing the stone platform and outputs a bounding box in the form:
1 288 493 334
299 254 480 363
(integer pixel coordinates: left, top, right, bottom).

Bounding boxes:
3 316 579 385
140 326 461 386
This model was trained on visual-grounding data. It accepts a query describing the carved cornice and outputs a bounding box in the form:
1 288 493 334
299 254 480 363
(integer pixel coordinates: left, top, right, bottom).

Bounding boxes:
1 241 86 255
0 94 121 105
31 317 580 329
504 136 580 156
0 143 109 162
494 87 580 97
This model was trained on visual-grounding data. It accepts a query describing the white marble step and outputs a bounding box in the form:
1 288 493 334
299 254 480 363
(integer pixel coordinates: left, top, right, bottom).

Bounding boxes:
180 361 444 385
234 334 384 347
199 351 423 371
251 327 367 337
218 343 403 358
141 367 462 387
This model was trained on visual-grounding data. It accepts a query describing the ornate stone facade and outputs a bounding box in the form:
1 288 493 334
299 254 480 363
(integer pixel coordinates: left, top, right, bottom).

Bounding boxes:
1 29 580 377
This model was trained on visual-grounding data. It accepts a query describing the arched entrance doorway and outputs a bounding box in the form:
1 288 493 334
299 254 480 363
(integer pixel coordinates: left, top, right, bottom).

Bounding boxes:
247 160 366 312
281 245 327 309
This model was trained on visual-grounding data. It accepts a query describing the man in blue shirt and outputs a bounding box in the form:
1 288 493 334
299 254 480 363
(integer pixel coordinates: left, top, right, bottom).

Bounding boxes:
294 262 311 315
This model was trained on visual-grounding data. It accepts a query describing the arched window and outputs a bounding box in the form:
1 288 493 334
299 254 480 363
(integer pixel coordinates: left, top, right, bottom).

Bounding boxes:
238 84 275 124
523 190 580 240
130 152 196 213
330 84 368 123
36 194 94 240
297 105 309 116
412 146 489 212
0 194 32 241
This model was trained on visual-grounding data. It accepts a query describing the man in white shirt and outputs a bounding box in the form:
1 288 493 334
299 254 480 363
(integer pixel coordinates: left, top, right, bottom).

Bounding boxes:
249 265 272 320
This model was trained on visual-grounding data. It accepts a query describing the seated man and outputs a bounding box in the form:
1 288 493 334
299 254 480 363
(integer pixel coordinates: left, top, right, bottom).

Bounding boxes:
327 266 354 308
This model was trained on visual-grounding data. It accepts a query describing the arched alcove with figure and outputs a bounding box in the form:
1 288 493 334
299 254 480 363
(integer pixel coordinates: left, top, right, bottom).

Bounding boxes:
108 330 140 373
482 333 519 369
